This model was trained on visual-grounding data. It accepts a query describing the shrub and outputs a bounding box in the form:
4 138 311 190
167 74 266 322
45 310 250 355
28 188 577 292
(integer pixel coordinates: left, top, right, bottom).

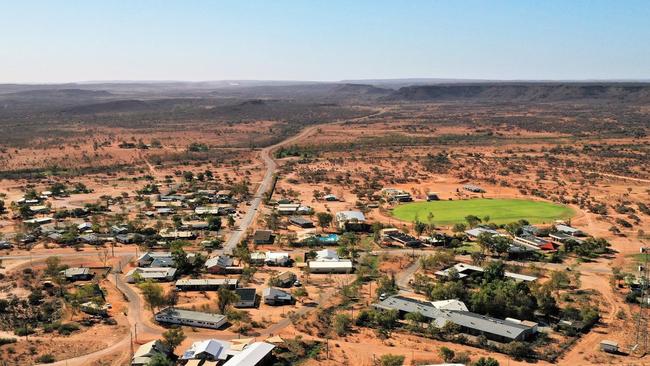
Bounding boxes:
36 354 56 363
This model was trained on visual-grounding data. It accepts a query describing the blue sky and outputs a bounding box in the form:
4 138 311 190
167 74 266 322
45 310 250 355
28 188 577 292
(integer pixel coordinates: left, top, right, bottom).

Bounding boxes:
1 0 649 82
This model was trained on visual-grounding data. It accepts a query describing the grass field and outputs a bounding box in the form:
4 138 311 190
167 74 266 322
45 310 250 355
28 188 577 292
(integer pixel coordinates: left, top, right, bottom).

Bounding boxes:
391 198 574 225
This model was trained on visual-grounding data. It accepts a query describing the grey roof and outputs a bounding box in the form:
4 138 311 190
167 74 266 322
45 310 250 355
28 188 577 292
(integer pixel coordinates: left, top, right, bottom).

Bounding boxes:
63 267 90 277
205 255 234 268
263 287 292 301
289 216 313 225
336 210 366 222
253 230 273 241
235 288 257 302
374 295 532 340
176 278 238 287
156 307 226 323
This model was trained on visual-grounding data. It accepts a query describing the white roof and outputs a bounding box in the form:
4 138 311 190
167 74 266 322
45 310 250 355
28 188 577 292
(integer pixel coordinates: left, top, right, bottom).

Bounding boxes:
336 211 366 222
465 227 499 237
430 299 468 311
222 342 275 366
315 249 339 261
265 251 289 260
182 339 231 360
309 260 353 269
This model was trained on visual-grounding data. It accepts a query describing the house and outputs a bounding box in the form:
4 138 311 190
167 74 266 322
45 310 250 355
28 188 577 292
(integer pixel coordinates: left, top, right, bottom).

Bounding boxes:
435 263 537 282
383 231 422 247
222 342 275 366
111 225 129 235
125 267 177 283
308 260 354 274
195 206 221 215
78 222 93 232
426 192 440 201
308 249 354 273
289 216 315 228
61 267 93 281
464 227 500 240
80 301 109 317
137 252 173 267
234 288 258 308
275 271 297 288
265 252 290 266
463 184 485 193
115 233 144 244
79 233 100 245
323 194 338 201
155 307 227 329
374 295 536 342
23 217 53 226
205 255 243 274
159 229 195 240
277 204 300 215
181 339 235 362
555 224 584 237
335 210 369 232
600 340 619 353
175 278 238 291
263 287 294 305
182 220 210 230
132 340 170 366
250 252 267 266
253 230 274 245
550 232 584 245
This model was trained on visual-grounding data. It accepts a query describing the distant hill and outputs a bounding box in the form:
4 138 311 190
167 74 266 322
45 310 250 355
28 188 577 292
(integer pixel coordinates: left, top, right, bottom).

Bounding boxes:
330 83 392 96
5 88 112 98
383 83 650 103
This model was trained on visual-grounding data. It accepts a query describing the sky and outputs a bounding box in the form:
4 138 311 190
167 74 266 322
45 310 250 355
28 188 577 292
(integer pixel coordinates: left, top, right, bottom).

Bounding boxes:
1 0 649 83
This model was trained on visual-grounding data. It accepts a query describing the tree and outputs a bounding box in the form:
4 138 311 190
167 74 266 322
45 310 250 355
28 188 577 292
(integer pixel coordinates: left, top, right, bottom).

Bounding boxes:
451 223 467 233
414 220 427 237
0 199 5 214
316 212 333 230
333 313 352 336
473 357 499 366
217 287 239 314
45 256 62 277
162 327 186 354
464 215 482 228
147 353 173 366
380 354 405 366
438 346 455 362
139 281 165 313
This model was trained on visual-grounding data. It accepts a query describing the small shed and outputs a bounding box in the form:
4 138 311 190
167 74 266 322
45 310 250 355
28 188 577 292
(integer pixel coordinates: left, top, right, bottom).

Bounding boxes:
600 340 618 353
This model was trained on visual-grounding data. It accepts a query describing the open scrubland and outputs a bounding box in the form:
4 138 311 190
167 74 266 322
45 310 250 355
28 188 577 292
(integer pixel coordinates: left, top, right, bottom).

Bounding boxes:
0 81 649 365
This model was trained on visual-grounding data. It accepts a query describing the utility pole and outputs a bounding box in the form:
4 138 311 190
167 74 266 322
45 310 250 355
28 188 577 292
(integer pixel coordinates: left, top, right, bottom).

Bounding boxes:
634 245 650 356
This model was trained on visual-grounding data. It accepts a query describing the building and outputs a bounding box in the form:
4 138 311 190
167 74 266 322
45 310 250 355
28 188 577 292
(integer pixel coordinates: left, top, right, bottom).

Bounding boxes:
115 233 144 244
550 232 584 245
265 252 290 266
275 271 297 288
159 229 195 240
464 227 499 240
250 252 267 266
234 288 257 308
137 252 173 267
555 224 584 237
80 301 109 317
61 267 93 281
181 339 235 362
205 255 243 274
222 342 275 366
0 241 12 249
253 230 274 245
323 194 338 201
277 204 300 215
155 307 227 329
289 216 315 228
374 295 536 342
175 278 238 291
514 235 557 251
263 287 294 305
308 249 354 273
195 206 221 215
600 340 619 353
125 267 177 283
435 263 537 282
132 340 170 366
335 210 369 232
382 230 422 247
182 220 210 230
463 184 485 193
382 188 413 202
426 192 440 201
